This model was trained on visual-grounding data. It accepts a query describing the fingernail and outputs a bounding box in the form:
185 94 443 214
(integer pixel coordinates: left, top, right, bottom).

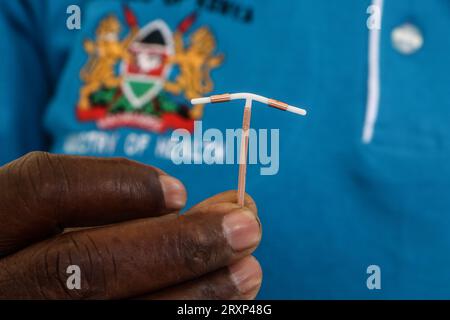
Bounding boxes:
223 209 260 252
229 256 262 297
159 175 187 210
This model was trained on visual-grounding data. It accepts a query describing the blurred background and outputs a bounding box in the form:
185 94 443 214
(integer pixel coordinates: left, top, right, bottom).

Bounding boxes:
1 0 450 299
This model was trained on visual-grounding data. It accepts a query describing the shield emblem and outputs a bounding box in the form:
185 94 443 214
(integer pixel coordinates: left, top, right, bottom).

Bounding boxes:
121 19 174 109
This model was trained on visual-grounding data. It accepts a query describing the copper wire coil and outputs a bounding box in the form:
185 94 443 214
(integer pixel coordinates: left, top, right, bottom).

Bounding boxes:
210 94 231 103
268 98 288 111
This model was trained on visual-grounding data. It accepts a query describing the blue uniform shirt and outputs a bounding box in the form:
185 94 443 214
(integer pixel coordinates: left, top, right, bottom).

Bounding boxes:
1 0 450 299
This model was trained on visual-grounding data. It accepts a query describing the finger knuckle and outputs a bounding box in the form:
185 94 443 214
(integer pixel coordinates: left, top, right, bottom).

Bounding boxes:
9 152 58 199
178 218 225 276
2 152 52 213
35 234 109 299
30 240 83 299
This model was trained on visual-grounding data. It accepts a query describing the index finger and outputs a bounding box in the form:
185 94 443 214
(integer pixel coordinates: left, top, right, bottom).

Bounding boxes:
0 152 187 256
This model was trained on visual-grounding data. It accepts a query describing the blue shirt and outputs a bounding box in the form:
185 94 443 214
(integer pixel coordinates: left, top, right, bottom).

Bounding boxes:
1 0 450 299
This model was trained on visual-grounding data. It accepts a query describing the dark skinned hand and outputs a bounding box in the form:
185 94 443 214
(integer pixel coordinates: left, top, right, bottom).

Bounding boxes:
0 152 262 299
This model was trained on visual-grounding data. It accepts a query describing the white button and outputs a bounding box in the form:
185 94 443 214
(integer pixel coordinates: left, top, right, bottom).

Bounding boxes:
391 23 424 55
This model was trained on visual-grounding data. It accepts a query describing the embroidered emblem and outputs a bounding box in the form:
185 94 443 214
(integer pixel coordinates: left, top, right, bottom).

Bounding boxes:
76 7 224 133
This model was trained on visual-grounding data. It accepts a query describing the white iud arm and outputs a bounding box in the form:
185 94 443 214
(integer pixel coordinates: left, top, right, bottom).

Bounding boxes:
191 93 307 116
191 92 307 206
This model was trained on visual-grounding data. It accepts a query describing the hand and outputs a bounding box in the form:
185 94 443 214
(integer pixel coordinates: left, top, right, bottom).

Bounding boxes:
0 152 262 299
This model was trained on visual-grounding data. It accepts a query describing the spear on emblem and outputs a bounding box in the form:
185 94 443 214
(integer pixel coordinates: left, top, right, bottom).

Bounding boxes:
177 11 198 33
106 5 140 108
122 5 139 46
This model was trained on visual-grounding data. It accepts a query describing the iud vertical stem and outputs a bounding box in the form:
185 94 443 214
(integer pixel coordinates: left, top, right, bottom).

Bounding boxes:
237 99 252 206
